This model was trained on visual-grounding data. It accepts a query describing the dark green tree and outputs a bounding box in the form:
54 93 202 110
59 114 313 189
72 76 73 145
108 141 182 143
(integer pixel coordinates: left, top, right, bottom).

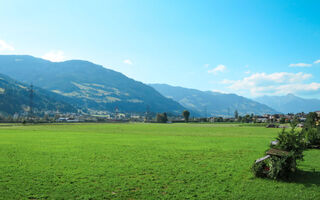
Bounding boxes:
156 113 168 123
234 110 239 119
302 112 320 146
163 112 168 122
242 114 251 123
182 110 190 122
305 112 318 128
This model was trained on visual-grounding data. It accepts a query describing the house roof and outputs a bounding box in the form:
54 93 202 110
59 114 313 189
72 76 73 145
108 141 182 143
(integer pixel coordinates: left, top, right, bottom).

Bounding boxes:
266 148 289 157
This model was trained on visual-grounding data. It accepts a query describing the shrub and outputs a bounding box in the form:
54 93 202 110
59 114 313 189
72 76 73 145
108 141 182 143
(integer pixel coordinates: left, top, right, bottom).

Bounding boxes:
252 127 305 180
273 128 305 160
302 112 320 147
252 158 268 178
305 112 318 128
252 154 296 179
303 127 320 147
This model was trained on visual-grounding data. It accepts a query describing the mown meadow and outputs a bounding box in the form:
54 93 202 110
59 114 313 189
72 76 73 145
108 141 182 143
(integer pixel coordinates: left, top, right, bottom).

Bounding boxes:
0 123 319 199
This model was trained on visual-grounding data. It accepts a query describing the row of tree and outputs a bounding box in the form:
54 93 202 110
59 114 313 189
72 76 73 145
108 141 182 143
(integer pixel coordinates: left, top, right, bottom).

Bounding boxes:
156 110 190 123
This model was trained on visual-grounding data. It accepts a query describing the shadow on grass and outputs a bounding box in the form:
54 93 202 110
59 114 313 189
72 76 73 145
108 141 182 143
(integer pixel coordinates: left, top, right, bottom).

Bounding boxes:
289 169 320 187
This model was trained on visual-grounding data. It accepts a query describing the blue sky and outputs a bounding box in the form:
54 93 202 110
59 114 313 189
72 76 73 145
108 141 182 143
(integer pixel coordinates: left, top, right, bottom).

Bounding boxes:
0 0 320 98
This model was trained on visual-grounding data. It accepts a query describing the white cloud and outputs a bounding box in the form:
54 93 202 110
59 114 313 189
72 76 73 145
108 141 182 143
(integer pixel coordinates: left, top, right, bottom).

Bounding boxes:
0 40 15 51
123 59 133 65
221 79 234 84
208 64 226 75
211 89 228 94
221 72 318 96
314 59 320 64
42 50 65 62
289 63 312 67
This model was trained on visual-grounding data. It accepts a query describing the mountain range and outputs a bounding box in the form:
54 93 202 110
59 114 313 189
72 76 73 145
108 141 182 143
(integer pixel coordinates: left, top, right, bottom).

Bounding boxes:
150 84 278 117
0 55 184 115
0 73 76 115
255 94 320 114
1 55 319 116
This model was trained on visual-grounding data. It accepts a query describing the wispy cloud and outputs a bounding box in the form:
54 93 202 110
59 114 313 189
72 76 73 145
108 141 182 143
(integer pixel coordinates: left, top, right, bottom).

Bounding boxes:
42 50 65 62
208 64 226 75
221 72 318 96
289 63 312 67
314 59 320 64
204 64 210 68
0 40 15 51
123 59 133 65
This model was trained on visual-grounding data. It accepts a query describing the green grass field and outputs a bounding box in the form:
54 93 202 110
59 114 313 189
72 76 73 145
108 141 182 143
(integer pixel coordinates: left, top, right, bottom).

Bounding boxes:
0 123 319 199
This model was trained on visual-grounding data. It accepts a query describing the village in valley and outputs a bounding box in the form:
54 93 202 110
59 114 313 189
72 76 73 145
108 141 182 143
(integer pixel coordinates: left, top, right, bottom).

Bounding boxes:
3 109 320 127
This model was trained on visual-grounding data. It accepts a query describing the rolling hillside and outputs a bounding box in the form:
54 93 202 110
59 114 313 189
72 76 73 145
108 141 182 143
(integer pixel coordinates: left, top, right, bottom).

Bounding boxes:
0 73 76 115
0 55 185 114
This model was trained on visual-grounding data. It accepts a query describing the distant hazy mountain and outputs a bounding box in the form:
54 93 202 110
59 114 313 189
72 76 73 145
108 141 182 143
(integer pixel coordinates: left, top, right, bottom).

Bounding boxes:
255 94 320 114
0 73 76 115
150 84 278 117
0 55 185 114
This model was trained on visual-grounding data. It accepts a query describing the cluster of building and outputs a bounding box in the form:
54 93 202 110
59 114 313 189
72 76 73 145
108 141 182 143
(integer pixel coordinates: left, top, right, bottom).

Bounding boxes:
5 110 320 124
208 111 320 124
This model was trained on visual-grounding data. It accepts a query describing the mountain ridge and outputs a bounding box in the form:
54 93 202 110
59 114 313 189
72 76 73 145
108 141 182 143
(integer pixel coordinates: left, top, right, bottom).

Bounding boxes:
150 83 279 117
255 94 320 114
0 55 185 114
